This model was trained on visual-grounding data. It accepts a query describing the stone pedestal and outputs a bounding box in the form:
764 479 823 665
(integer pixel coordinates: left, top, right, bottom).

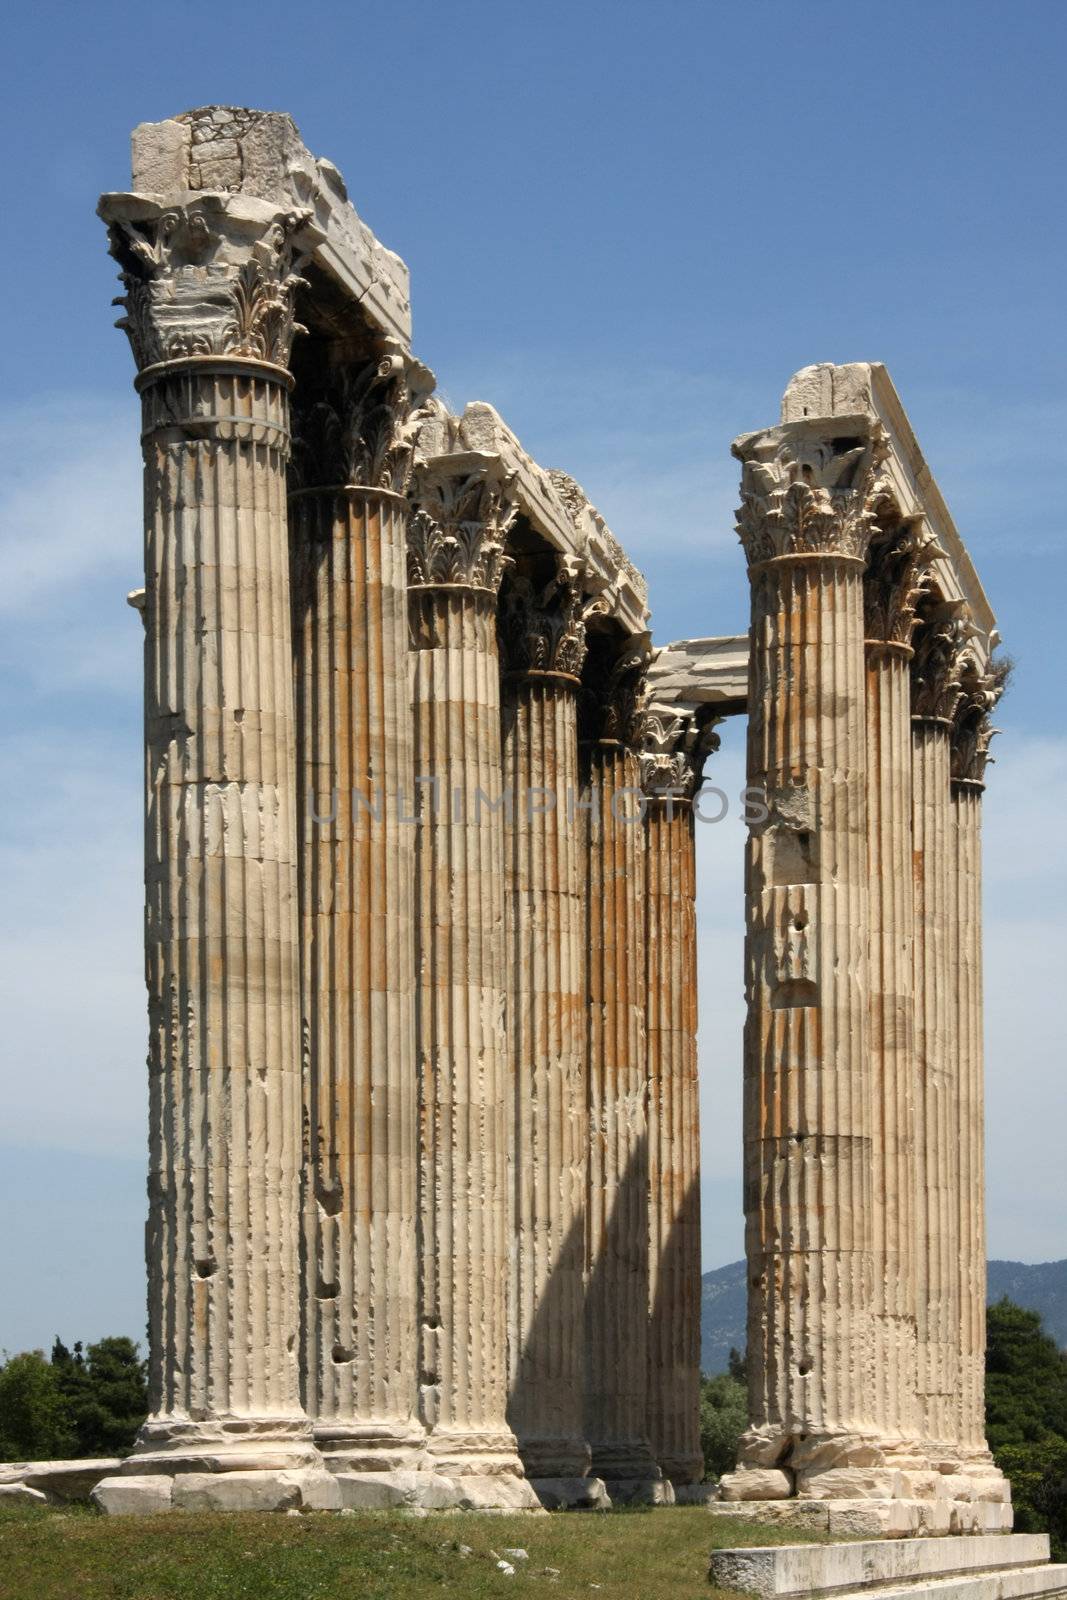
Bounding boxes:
501 564 594 1493
583 643 666 1502
722 420 885 1504
290 481 423 1472
408 457 537 1506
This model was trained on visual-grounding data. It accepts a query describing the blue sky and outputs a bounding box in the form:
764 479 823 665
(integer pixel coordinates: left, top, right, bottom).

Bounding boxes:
1 0 1064 1353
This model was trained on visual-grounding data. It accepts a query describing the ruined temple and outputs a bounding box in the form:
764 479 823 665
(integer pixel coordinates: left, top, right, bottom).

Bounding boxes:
77 108 1043 1579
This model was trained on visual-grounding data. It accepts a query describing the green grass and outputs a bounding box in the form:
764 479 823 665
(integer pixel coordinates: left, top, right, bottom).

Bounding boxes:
0 1500 835 1600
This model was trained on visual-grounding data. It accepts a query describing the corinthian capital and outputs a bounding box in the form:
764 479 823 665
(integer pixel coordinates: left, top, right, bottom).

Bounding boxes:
951 655 1009 788
501 558 599 680
864 519 941 647
910 591 972 723
732 419 889 566
582 635 652 748
291 346 435 494
639 708 721 800
99 193 310 372
407 456 517 593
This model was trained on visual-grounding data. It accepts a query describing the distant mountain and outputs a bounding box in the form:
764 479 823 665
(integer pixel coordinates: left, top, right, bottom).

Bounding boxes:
987 1259 1067 1349
701 1260 748 1375
701 1258 1067 1375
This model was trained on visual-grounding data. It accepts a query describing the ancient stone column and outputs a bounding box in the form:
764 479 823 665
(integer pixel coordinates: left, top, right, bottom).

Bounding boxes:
910 600 966 1470
500 561 595 1499
582 641 666 1502
407 458 536 1504
97 200 321 1496
721 421 886 1504
288 350 430 1473
641 710 717 1489
862 521 931 1469
950 658 1010 1503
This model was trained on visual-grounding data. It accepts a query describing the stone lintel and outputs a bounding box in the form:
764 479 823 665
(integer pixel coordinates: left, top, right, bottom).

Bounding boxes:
647 634 749 718
781 361 997 667
109 107 412 346
418 401 649 638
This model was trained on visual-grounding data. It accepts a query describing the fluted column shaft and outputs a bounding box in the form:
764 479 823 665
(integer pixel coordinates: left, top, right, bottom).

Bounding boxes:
865 643 922 1458
584 741 660 1488
738 551 876 1486
952 781 987 1459
139 358 310 1457
912 716 959 1462
645 796 702 1486
504 671 590 1479
409 564 522 1476
290 486 421 1465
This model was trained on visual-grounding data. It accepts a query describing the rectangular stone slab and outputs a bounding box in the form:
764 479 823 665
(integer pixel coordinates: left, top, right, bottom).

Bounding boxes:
709 1534 1053 1598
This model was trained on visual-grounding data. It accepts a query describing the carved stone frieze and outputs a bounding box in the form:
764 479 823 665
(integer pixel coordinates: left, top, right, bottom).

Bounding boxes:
104 199 310 372
733 422 889 566
291 347 435 494
500 558 598 680
638 708 721 800
951 655 1009 788
407 463 517 593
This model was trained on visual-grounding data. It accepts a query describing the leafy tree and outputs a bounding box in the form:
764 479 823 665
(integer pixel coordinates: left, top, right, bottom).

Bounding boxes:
53 1336 147 1457
0 1351 73 1461
700 1353 748 1480
986 1298 1067 1449
986 1297 1067 1561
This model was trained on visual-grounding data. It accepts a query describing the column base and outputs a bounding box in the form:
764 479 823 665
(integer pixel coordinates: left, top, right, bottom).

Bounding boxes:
710 1494 1015 1539
315 1418 428 1474
590 1441 671 1504
529 1476 611 1510
424 1424 524 1476
657 1451 706 1488
516 1434 592 1481
120 1414 320 1476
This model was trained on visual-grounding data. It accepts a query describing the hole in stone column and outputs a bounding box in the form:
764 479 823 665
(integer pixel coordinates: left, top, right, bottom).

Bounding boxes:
233 708 245 723
317 1279 340 1300
332 1343 355 1364
316 1177 344 1218
287 1334 295 1353
194 1257 217 1279
793 913 808 931
797 1359 813 1377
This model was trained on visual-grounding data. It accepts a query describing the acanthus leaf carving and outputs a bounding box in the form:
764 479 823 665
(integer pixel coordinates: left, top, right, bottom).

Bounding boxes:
951 654 1010 788
500 557 598 680
106 203 310 371
864 518 941 647
733 424 889 566
582 635 652 748
290 347 435 495
638 708 722 800
910 587 973 723
407 465 517 593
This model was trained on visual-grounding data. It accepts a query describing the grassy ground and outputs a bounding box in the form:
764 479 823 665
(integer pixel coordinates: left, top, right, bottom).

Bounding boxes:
0 1500 834 1600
